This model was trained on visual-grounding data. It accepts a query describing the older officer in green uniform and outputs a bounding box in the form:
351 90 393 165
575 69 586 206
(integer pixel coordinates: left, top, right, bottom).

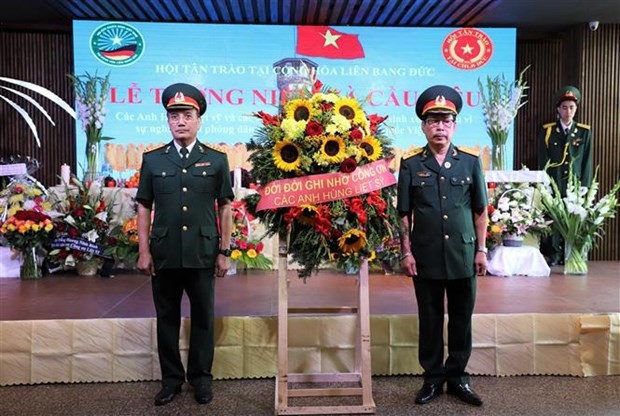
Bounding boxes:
136 83 234 407
537 85 592 265
397 85 488 407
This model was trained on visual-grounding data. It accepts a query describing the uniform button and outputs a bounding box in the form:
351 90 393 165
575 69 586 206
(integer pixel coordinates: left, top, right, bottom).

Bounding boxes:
443 215 448 220
182 225 188 231
162 172 167 177
444 234 450 240
202 171 207 176
440 176 445 181
182 187 188 192
564 170 568 174
182 206 188 211
553 142 558 145
421 181 425 185
182 168 187 173
442 195 447 200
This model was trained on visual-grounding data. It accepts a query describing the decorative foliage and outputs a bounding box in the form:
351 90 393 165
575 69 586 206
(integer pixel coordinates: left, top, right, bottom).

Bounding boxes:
486 181 551 249
537 167 620 273
0 76 76 146
244 80 400 279
230 201 272 270
68 72 114 177
0 209 55 251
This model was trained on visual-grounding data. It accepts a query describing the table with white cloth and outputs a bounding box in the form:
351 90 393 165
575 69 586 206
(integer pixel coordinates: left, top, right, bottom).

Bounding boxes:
487 245 550 277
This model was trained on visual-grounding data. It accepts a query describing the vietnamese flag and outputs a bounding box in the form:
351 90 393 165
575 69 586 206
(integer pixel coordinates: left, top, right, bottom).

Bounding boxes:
296 26 365 60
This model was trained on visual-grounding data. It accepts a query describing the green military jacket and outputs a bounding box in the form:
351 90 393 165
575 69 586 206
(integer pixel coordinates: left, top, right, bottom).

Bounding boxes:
136 140 234 270
537 120 592 194
397 144 487 280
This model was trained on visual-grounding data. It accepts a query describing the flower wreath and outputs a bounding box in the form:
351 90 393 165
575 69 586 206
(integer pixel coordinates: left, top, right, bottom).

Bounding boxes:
244 80 400 279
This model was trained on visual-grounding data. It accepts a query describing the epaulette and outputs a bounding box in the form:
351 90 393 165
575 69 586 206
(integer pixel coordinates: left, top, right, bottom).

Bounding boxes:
457 146 480 157
204 143 226 153
402 147 423 160
576 122 591 129
144 144 166 153
543 122 556 129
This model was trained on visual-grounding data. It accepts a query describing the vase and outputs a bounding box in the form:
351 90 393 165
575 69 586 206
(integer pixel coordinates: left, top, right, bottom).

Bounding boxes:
491 143 505 170
227 260 238 275
563 243 588 275
502 234 523 247
20 246 42 280
84 140 101 182
76 258 101 276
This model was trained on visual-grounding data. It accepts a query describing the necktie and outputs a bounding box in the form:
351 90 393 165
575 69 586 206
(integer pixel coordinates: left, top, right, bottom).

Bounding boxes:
564 128 569 135
180 147 189 159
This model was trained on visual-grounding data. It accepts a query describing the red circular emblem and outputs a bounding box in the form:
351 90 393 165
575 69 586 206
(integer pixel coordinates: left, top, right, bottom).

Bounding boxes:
442 28 493 70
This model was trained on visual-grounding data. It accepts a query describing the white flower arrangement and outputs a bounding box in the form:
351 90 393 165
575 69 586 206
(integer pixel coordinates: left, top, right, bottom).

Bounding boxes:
487 181 551 249
478 65 530 147
537 168 620 273
68 72 114 178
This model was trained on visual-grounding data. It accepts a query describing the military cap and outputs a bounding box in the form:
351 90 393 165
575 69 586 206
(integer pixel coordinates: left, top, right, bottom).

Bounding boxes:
415 85 463 120
555 85 581 106
161 83 207 116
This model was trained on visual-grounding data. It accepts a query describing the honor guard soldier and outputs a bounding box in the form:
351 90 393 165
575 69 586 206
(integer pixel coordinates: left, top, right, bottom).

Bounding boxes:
537 85 592 265
136 83 234 407
397 85 488 407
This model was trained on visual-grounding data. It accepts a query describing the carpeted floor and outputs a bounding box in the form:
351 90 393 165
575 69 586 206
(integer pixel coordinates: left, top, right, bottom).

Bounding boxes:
1 375 618 416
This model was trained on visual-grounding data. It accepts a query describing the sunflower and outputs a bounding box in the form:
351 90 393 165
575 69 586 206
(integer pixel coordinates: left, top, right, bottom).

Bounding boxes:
285 99 315 121
273 139 302 171
338 229 368 254
297 204 319 225
368 250 376 262
319 135 347 164
359 135 383 162
334 97 365 124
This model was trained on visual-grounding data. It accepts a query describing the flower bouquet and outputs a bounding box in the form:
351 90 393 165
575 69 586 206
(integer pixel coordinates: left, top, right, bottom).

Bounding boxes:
48 179 114 274
244 79 400 279
230 200 272 271
372 236 401 275
0 177 53 220
537 168 620 274
105 215 139 269
0 210 55 279
486 181 551 250
478 66 529 170
68 72 114 181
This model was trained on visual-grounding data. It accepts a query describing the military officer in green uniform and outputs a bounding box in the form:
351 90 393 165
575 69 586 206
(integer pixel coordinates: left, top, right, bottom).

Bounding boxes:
537 85 592 265
397 85 488 407
136 83 234 407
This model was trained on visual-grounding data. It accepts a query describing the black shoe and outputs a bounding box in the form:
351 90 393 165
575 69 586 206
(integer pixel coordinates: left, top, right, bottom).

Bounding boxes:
414 382 443 404
154 385 182 406
447 383 483 406
194 385 213 404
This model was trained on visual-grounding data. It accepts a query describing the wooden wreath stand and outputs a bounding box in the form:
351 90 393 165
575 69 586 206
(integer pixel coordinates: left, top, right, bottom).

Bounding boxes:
275 235 376 415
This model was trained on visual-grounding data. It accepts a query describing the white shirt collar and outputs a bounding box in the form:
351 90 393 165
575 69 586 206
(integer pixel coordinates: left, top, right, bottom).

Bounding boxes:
173 140 196 157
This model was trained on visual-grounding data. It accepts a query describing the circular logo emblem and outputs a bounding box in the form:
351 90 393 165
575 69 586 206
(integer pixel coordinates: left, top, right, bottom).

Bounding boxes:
442 28 493 70
90 22 145 67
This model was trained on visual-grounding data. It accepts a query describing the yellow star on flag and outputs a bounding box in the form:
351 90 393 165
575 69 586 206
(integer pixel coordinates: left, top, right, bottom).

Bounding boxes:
321 29 341 48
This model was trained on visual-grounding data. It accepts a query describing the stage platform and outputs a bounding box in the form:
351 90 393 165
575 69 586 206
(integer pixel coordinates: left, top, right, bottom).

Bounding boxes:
1 262 619 385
